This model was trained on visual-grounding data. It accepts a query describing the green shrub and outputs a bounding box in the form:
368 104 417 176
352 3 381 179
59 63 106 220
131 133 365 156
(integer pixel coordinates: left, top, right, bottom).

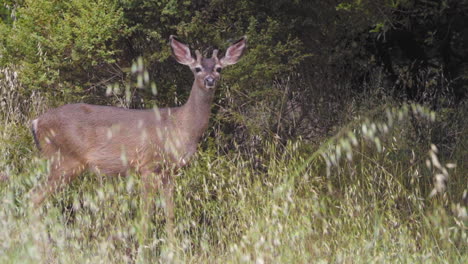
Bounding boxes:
0 0 126 101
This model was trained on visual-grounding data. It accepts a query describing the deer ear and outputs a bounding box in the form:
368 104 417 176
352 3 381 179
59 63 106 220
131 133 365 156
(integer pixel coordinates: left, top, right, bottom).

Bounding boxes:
170 35 195 65
220 36 247 66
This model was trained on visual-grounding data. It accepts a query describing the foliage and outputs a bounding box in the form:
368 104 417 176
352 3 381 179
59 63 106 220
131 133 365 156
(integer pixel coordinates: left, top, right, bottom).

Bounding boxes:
1 0 307 105
0 1 467 262
0 0 126 101
333 0 468 103
3 0 466 142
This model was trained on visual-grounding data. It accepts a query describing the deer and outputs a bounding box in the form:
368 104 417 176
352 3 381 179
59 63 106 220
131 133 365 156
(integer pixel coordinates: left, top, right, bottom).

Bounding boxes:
29 35 247 239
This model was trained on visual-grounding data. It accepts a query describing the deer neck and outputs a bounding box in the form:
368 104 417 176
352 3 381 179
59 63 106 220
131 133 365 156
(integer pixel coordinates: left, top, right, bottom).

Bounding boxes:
179 81 215 141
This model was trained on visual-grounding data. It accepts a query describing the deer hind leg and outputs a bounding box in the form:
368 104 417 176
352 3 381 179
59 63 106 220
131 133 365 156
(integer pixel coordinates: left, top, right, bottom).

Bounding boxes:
31 154 85 207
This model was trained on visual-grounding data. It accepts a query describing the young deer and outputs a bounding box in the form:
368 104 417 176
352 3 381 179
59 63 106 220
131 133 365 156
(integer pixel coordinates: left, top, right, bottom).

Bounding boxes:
30 35 247 237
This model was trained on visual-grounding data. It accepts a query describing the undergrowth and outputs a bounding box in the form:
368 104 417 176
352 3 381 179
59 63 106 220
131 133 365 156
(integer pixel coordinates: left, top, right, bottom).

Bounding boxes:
0 68 467 263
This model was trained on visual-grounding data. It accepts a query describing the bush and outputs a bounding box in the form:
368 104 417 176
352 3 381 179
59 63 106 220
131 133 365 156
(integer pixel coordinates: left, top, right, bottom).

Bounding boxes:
0 0 126 102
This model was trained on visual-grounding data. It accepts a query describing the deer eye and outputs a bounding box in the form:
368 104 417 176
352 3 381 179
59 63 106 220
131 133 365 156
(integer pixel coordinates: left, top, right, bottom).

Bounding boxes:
195 67 202 73
216 67 222 73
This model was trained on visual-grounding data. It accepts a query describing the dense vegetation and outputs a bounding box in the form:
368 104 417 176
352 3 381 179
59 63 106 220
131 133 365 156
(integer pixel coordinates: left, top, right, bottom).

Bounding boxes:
1 0 466 262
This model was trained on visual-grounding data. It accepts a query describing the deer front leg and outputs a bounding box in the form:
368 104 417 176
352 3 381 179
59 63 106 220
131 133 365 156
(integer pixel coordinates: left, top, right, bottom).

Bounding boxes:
137 169 161 262
140 167 175 242
140 169 160 206
161 170 175 242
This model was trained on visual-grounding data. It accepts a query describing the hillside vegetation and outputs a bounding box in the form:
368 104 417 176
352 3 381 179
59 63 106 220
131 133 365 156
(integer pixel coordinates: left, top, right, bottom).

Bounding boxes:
1 0 467 263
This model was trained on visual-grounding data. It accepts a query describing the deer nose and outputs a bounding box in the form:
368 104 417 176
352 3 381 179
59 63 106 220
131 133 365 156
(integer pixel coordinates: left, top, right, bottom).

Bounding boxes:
204 76 216 87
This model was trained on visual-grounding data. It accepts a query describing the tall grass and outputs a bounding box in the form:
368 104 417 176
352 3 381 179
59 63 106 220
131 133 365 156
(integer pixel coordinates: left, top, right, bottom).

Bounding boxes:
0 67 466 263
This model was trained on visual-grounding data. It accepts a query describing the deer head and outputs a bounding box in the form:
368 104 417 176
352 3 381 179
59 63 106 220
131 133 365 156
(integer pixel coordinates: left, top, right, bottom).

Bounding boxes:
170 35 247 91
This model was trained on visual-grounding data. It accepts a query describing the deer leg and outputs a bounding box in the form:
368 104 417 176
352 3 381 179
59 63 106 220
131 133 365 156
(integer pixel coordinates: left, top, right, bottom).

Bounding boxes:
161 170 175 242
139 169 158 224
139 167 175 242
141 169 159 199
30 155 84 207
137 168 163 261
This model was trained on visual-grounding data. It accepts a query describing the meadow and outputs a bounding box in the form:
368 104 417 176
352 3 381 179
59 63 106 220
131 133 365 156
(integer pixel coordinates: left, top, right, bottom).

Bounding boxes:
1 66 466 263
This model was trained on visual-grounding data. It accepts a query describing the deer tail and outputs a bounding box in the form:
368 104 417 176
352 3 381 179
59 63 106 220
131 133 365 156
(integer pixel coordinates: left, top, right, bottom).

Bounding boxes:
31 119 42 152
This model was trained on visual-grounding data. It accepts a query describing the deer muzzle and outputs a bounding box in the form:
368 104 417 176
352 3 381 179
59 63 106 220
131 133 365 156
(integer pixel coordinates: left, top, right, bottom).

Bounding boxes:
204 76 216 88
